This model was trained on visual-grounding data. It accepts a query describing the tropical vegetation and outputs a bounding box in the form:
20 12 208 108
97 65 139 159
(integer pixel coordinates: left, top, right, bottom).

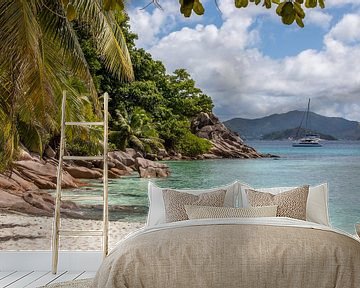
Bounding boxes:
77 15 214 157
0 0 133 171
0 2 213 171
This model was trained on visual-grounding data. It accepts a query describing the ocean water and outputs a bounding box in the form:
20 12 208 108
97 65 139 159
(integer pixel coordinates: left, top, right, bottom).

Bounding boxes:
68 140 360 234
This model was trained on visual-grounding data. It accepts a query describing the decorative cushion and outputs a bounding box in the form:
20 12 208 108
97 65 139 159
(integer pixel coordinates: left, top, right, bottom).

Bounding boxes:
162 189 226 223
245 186 310 220
241 183 330 226
184 205 278 219
146 181 239 227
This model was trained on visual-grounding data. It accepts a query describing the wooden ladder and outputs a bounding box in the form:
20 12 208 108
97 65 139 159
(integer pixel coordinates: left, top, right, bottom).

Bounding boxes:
51 91 109 274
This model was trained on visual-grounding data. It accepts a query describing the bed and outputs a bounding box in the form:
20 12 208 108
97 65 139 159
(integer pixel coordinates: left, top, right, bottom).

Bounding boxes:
92 181 360 288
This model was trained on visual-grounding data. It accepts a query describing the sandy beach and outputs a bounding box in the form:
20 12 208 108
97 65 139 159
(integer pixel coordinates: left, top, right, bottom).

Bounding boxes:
0 211 144 251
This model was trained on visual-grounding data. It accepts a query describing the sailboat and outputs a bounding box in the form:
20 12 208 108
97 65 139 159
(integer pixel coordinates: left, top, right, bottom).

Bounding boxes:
292 99 322 147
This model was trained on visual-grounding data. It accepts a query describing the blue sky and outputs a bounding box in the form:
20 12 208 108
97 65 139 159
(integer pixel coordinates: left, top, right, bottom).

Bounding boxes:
127 0 360 121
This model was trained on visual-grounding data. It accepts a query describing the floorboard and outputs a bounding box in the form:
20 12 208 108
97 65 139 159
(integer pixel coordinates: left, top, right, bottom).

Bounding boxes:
0 270 96 287
6 271 48 288
23 271 66 288
47 271 84 284
0 271 32 287
75 271 96 280
0 272 16 281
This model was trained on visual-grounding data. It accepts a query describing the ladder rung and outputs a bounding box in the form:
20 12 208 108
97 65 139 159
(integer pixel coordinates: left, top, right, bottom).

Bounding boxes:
63 155 103 161
59 230 103 237
65 121 104 126
61 195 103 201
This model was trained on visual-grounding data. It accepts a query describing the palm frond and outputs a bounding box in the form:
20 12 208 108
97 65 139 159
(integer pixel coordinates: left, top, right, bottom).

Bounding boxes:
38 0 99 106
17 120 43 154
0 0 52 161
129 135 144 151
75 0 134 82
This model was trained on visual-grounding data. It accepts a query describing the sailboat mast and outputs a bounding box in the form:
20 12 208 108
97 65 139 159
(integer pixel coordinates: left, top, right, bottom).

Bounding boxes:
305 98 310 134
292 98 322 147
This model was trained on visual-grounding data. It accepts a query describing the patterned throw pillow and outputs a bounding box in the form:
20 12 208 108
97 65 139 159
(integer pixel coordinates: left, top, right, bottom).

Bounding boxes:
162 189 226 223
184 205 278 219
245 185 310 220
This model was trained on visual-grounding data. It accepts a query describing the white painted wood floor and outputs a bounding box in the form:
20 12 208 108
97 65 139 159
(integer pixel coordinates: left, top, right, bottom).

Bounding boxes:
0 251 101 288
0 270 95 288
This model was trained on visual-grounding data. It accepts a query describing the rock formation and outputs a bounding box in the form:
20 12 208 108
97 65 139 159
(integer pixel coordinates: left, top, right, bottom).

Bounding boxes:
135 158 170 178
0 148 170 217
191 112 263 159
0 172 80 218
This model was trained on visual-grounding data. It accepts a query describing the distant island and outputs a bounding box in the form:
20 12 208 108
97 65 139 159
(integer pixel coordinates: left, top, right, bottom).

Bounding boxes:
224 110 360 140
261 128 337 141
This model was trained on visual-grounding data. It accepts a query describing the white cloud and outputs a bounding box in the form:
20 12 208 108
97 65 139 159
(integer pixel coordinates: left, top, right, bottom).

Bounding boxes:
306 10 333 29
128 1 179 48
217 0 276 19
128 2 360 121
326 0 360 7
128 0 213 48
326 14 360 43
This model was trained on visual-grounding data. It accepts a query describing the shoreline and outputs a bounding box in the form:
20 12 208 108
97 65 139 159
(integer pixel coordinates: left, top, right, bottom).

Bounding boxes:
0 211 144 251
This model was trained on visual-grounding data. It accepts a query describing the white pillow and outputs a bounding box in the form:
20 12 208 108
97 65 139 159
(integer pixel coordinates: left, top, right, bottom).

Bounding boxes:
241 183 330 226
146 181 239 227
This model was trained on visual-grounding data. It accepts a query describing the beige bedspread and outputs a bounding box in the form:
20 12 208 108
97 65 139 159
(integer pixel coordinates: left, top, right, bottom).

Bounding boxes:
93 218 360 288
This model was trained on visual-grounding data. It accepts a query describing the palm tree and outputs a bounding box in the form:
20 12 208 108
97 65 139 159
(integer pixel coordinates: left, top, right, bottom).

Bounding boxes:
0 0 134 170
110 107 164 153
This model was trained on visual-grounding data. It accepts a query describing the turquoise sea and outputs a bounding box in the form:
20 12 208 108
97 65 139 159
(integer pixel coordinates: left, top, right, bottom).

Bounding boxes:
68 140 360 234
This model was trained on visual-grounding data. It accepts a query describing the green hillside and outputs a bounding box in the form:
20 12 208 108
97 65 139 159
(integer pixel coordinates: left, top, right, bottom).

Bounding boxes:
224 110 360 140
261 128 337 140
